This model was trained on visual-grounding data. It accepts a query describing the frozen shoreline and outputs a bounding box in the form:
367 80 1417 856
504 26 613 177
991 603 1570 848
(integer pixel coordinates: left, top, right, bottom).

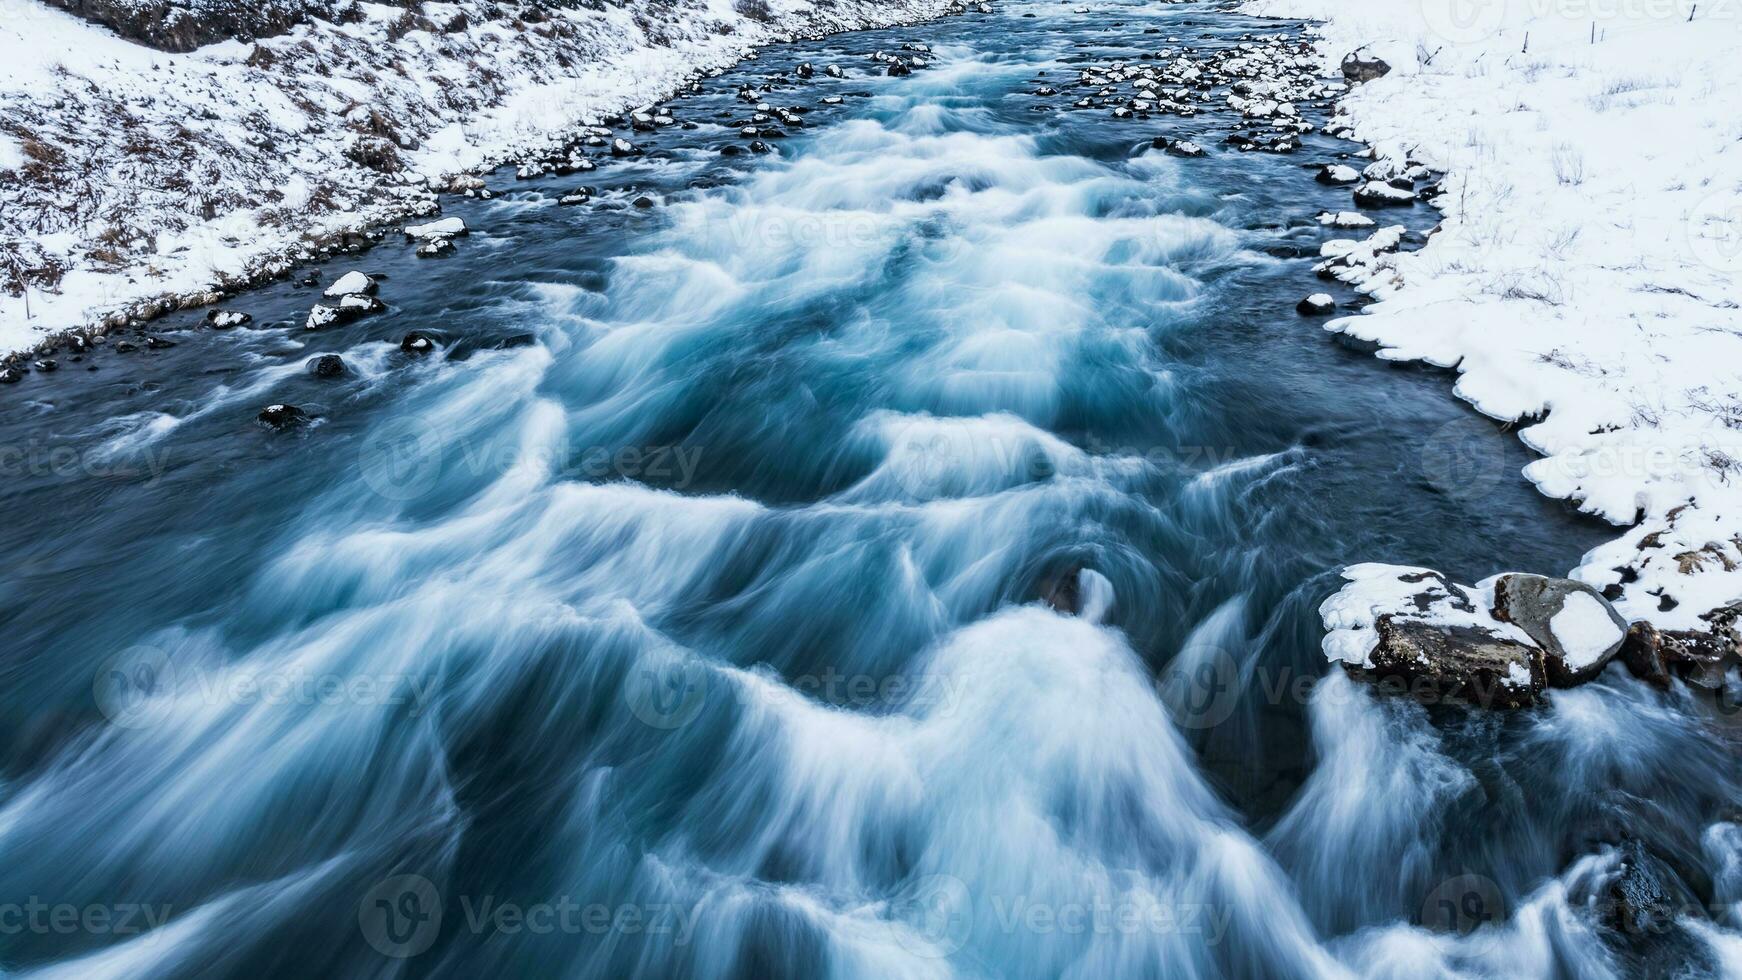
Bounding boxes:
0 0 965 357
1244 0 1742 642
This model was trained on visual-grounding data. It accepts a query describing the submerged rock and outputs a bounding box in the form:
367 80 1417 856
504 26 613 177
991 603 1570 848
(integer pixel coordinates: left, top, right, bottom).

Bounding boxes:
400 331 437 355
308 354 347 378
258 404 309 431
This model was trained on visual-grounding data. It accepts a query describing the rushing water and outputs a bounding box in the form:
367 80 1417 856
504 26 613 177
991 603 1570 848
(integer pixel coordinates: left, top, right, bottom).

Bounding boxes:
3 1 1740 977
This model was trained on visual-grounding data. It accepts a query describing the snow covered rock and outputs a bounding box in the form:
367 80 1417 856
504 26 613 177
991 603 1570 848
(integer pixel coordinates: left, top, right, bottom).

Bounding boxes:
1321 564 1548 708
323 271 376 298
206 310 253 329
1321 564 1646 706
1619 604 1742 690
417 238 455 258
1296 293 1335 316
400 331 437 355
1317 211 1375 229
1353 181 1417 207
1491 573 1629 687
303 294 382 330
1315 164 1360 185
404 217 468 241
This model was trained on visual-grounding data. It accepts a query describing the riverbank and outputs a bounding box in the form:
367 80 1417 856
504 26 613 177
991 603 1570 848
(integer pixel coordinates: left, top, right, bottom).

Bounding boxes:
0 0 971 357
1245 0 1742 646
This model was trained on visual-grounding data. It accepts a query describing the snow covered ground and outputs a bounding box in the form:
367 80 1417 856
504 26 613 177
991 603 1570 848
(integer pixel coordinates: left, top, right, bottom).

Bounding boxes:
1244 0 1742 635
0 0 961 354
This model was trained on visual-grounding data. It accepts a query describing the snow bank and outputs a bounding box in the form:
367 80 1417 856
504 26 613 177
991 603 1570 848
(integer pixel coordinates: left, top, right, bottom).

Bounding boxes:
1246 0 1742 632
0 0 962 354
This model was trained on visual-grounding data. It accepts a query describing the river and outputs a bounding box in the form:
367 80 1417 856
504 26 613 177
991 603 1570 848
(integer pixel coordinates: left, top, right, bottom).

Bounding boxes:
2 1 1736 977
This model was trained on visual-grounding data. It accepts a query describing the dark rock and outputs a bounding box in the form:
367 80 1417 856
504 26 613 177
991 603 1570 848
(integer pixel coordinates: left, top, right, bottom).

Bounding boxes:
0 367 20 384
1341 52 1391 83
308 354 347 378
33 359 56 372
1600 840 1703 938
1620 604 1742 690
1490 573 1628 687
720 144 745 156
114 341 139 353
887 60 912 78
144 335 176 350
258 404 309 431
1296 294 1335 316
1040 565 1084 615
400 331 437 355
1355 616 1546 709
633 196 656 209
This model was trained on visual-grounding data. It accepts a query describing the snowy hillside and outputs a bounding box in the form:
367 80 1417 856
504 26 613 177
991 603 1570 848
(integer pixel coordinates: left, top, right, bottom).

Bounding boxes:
1245 0 1742 637
0 0 961 353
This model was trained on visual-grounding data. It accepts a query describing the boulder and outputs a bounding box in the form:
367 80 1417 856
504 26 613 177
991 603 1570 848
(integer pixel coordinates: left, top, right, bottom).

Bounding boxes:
404 217 467 240
1320 564 1548 709
1296 293 1335 316
1365 615 1546 709
1491 573 1627 687
323 270 376 298
308 354 347 378
1316 163 1361 185
207 309 252 329
400 331 437 355
1341 52 1391 83
258 404 309 431
1354 181 1417 207
1620 603 1742 690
